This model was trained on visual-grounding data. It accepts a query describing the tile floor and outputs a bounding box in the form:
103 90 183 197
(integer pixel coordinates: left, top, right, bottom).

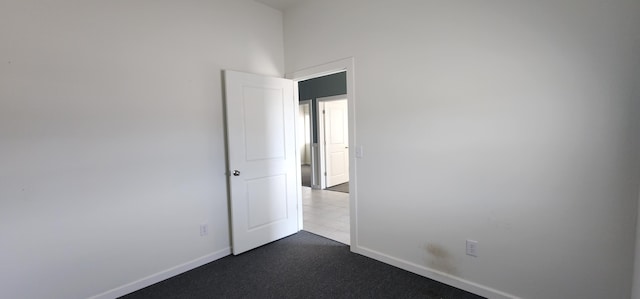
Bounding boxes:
302 186 350 245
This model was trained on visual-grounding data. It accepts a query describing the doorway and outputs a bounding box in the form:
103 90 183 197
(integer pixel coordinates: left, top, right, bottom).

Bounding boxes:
294 71 351 245
223 58 356 254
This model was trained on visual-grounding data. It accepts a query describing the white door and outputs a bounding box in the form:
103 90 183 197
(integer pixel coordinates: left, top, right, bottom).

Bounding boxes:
323 99 349 187
224 70 299 255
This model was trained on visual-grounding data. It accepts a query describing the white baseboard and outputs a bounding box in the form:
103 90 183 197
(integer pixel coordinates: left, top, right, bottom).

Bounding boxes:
90 247 231 299
351 245 518 299
91 243 515 299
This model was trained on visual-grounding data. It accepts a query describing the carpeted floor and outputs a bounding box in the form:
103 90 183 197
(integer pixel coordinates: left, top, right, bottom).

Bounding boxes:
326 182 349 193
120 231 485 299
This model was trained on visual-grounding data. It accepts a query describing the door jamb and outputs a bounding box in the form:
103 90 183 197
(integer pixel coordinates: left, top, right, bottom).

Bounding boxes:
298 100 318 189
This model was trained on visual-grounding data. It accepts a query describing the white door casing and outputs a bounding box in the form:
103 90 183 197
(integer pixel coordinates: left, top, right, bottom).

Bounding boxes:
321 98 349 187
224 70 299 255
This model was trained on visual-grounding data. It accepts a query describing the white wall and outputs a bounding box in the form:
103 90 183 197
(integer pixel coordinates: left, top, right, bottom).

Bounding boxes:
284 1 640 298
0 1 284 298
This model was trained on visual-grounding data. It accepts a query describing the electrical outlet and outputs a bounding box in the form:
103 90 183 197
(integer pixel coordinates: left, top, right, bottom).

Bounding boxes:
466 240 478 257
199 224 208 237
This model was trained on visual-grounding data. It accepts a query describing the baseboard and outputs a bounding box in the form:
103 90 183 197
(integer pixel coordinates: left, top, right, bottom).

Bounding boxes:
90 243 515 298
351 245 518 299
90 247 231 299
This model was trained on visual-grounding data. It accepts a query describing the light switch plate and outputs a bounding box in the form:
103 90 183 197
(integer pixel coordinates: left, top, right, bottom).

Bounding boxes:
356 145 364 158
466 240 478 257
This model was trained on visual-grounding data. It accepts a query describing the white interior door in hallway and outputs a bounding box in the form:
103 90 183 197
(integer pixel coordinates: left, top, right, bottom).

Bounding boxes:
224 70 299 255
319 97 349 188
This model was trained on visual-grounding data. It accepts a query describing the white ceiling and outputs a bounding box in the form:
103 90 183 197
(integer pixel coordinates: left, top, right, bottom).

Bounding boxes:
253 0 301 11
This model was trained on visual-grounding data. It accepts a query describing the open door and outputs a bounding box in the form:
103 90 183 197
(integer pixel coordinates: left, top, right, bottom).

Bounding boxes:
319 98 349 188
224 70 299 255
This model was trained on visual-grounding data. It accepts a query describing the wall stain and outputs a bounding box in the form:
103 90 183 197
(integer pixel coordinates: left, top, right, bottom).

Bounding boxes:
423 243 458 276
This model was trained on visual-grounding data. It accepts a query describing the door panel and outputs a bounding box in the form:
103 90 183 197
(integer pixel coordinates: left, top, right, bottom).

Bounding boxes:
224 70 298 255
330 151 347 176
243 86 286 161
246 175 288 229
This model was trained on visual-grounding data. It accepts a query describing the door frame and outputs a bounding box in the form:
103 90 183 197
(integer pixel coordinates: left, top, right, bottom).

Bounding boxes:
298 100 319 189
316 95 348 189
287 57 357 249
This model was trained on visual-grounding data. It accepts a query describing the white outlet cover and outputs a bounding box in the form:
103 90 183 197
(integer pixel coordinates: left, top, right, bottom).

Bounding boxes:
200 224 208 236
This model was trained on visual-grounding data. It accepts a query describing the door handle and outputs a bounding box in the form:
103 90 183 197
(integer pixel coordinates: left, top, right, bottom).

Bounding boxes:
232 170 241 176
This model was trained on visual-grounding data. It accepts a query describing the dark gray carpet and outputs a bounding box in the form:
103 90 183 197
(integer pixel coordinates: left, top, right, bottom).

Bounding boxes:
120 231 485 299
326 182 349 193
